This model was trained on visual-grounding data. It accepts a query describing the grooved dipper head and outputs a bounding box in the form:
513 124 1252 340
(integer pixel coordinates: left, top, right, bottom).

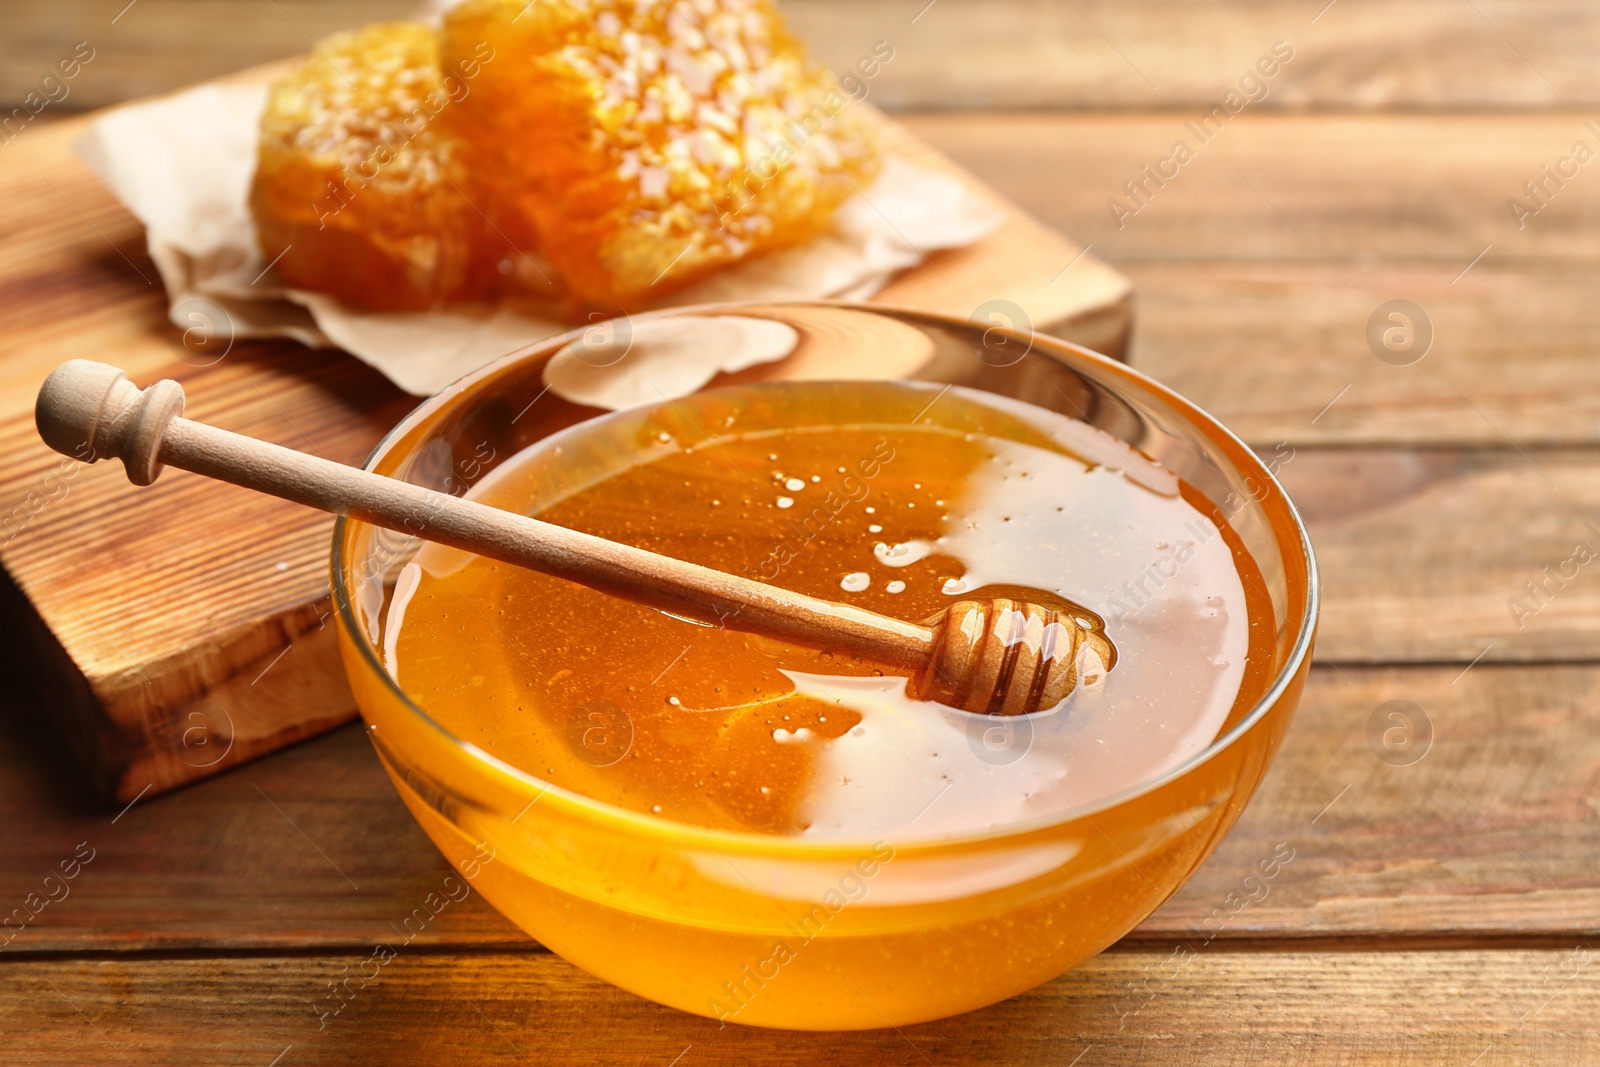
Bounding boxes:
918 599 1116 716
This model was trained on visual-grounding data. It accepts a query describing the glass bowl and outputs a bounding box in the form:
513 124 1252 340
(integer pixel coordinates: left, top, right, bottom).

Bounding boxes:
332 301 1317 1031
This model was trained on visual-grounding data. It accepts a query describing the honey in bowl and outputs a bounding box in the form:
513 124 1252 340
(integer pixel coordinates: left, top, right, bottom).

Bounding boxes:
335 305 1315 1030
381 380 1276 840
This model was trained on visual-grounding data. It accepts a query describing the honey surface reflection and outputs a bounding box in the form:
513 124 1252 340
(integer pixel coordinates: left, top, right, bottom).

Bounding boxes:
387 381 1275 839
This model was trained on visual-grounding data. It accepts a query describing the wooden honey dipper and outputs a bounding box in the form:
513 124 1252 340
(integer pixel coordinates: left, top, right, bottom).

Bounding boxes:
35 361 1114 716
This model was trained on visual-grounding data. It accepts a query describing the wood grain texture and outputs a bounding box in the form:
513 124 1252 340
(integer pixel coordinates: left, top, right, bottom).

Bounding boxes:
1151 662 1600 941
1118 260 1600 448
1284 449 1600 664
8 948 1600 1065
0 348 409 801
905 112 1600 268
6 0 1600 113
903 111 1600 445
784 0 1600 112
6 664 1596 956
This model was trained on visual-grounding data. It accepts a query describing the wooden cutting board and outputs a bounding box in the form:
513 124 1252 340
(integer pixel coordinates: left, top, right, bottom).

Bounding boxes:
0 75 1131 803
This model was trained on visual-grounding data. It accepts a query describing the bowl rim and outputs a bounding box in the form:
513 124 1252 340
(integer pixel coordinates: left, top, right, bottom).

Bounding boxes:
331 299 1319 855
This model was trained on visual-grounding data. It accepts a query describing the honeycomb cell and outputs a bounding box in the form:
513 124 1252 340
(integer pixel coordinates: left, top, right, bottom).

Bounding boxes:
250 22 538 310
442 0 881 309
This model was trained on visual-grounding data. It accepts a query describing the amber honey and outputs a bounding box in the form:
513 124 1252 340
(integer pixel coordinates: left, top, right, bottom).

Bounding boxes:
383 381 1276 840
337 313 1317 1030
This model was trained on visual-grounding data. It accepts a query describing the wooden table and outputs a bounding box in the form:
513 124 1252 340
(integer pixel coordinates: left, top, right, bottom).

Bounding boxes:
6 2 1600 1063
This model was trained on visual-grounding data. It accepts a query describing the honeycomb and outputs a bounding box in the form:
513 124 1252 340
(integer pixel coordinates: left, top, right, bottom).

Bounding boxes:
250 22 537 310
441 0 881 308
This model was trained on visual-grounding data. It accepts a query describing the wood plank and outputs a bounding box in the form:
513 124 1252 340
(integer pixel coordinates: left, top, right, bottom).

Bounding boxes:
903 111 1600 445
904 112 1600 266
9 0 1600 113
5 663 1597 955
0 97 1126 802
1146 663 1600 941
1118 260 1600 447
794 0 1600 112
8 949 1600 1064
0 697 523 955
1281 449 1600 664
798 0 1600 112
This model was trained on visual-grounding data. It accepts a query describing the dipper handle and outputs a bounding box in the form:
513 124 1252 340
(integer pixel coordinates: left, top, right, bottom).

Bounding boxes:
35 361 1113 715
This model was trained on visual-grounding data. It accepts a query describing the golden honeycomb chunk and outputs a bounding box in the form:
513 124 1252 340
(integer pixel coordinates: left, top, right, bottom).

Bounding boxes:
250 22 534 310
442 0 881 309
